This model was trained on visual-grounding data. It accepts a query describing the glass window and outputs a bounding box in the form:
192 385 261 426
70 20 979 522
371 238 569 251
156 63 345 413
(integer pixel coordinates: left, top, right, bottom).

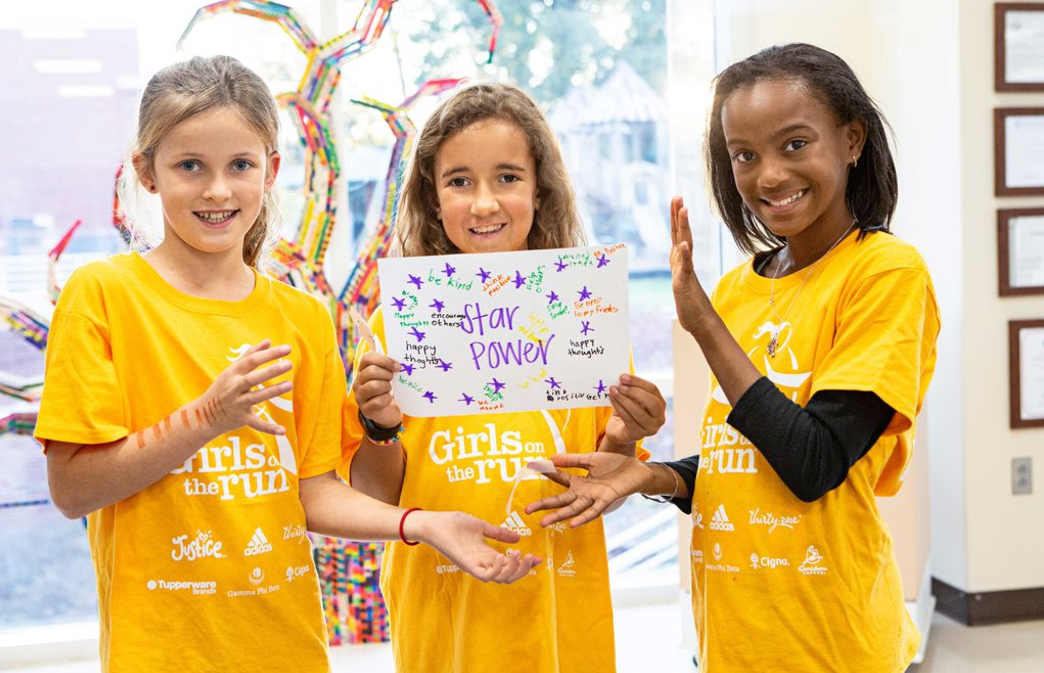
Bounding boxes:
1 0 719 641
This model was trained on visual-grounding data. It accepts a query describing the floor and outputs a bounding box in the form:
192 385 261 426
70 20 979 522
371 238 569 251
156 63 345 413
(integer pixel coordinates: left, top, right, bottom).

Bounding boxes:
3 600 1043 672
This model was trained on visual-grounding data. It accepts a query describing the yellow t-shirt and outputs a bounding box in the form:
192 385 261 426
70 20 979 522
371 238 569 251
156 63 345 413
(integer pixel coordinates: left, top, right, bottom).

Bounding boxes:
342 306 647 673
690 230 940 673
35 252 345 673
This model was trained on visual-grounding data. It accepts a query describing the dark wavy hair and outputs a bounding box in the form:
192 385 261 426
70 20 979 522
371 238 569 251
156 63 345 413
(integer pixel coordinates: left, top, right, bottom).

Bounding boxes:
705 43 898 255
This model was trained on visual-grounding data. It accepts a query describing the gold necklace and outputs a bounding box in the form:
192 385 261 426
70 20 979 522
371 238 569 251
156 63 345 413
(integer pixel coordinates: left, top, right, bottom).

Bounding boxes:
766 221 855 358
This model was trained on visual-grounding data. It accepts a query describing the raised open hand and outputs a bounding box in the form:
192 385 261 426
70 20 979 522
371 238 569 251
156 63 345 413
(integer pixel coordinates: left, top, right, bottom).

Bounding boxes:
195 339 294 437
670 196 713 335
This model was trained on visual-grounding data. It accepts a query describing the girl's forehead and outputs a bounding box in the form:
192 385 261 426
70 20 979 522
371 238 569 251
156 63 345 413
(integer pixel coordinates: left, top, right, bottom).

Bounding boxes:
158 107 267 156
721 78 837 138
435 118 533 164
448 117 525 144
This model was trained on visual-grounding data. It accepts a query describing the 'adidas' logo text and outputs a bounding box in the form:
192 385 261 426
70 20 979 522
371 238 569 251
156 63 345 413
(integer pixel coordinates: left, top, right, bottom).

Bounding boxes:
709 504 735 532
501 510 532 536
245 527 274 556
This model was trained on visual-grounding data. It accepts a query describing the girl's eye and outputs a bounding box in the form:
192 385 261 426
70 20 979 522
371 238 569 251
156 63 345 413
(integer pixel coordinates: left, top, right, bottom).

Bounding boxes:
784 139 808 151
179 160 201 172
500 174 521 183
231 159 253 172
732 151 755 164
448 177 469 188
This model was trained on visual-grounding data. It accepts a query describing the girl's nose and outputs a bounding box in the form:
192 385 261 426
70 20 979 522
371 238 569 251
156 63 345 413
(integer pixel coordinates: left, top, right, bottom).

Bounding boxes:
203 174 233 201
756 156 788 190
470 184 500 217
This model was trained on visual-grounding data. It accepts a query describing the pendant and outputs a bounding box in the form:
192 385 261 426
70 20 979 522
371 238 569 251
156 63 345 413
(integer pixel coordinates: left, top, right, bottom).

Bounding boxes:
767 332 778 358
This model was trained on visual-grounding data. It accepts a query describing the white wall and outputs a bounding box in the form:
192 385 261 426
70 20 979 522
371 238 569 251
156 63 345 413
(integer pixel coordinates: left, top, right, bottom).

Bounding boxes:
956 0 1044 592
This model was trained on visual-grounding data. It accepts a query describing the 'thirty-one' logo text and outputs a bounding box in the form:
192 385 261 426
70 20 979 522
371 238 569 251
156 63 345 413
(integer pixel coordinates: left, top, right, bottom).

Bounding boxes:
749 508 802 533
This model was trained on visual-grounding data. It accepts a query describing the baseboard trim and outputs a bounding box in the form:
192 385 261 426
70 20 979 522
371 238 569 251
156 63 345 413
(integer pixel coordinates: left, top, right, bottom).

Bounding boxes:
932 576 1044 625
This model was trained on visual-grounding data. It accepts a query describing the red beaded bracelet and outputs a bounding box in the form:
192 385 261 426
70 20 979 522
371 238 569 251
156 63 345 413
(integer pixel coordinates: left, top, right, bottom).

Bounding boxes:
399 507 422 546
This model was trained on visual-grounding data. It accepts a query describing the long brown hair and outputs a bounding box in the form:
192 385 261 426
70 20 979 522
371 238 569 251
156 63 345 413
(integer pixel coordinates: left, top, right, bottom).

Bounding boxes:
395 82 584 256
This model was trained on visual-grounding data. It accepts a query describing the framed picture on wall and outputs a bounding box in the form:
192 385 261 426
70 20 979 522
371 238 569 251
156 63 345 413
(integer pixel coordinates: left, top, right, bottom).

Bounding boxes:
998 208 1044 295
1009 319 1044 428
995 3 1044 91
995 108 1044 196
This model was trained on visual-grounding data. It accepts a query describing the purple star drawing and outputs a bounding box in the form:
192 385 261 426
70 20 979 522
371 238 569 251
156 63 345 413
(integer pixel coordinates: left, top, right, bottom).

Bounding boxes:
581 320 594 335
577 286 593 301
477 267 492 283
407 274 423 290
442 262 456 278
595 380 607 395
546 290 559 304
400 363 415 376
513 270 527 289
596 255 610 268
545 377 562 390
488 377 506 394
459 393 475 406
555 258 568 272
437 358 453 372
408 326 426 342
422 391 437 404
430 298 445 312
391 296 407 311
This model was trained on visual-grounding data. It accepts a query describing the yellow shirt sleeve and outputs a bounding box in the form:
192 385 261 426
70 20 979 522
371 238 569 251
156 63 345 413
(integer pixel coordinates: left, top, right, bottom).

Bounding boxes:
298 304 349 479
810 264 940 435
35 270 129 448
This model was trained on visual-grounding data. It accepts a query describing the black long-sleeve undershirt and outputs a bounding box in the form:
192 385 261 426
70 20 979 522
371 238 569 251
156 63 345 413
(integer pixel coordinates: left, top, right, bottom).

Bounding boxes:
662 377 895 512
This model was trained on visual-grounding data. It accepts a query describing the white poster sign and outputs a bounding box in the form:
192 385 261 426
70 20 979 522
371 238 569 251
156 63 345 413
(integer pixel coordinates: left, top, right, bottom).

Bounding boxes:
376 245 630 416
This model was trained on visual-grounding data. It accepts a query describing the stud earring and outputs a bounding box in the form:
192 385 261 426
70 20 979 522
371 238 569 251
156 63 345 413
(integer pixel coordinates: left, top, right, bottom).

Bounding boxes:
851 156 858 168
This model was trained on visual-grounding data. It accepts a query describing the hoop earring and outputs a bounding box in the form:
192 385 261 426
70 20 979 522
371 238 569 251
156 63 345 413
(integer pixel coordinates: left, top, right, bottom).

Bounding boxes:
851 156 858 168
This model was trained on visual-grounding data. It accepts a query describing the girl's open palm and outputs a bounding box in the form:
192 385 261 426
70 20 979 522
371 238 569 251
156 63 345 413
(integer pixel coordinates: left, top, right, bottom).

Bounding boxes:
419 511 542 584
198 339 294 436
525 452 648 528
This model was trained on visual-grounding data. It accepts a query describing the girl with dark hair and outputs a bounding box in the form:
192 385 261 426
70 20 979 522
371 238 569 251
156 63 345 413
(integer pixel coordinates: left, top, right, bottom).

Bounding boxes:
529 43 941 673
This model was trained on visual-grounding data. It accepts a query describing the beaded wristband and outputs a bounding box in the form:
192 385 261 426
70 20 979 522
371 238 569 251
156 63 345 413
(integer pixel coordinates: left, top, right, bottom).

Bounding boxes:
399 507 422 546
640 462 680 504
367 424 404 446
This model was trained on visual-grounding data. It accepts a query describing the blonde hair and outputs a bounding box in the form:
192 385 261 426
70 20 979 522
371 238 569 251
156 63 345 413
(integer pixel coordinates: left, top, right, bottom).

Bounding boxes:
120 55 280 268
395 82 584 257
